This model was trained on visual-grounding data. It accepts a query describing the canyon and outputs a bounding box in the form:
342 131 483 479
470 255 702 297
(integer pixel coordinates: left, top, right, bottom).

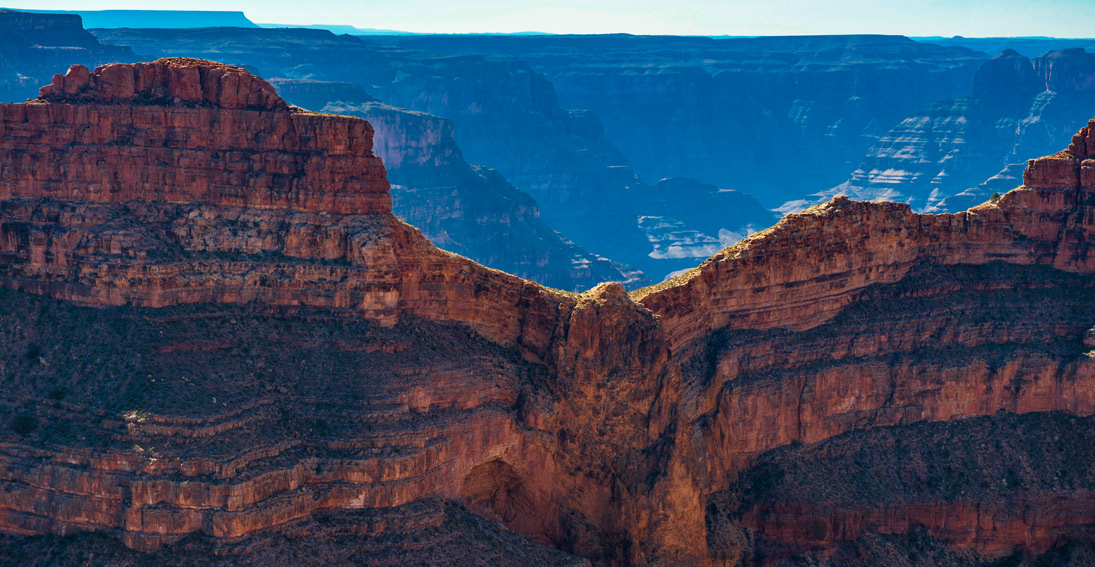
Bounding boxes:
312 94 644 290
88 27 1095 273
0 9 134 104
85 26 786 282
372 34 990 207
0 57 1095 567
9 13 1095 287
834 46 1095 212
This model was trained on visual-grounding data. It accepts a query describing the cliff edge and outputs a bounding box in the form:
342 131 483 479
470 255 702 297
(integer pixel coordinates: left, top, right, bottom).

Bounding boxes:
2 60 1095 566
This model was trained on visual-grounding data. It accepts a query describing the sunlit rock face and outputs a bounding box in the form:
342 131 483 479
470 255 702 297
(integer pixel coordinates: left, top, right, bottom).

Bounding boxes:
4 58 1095 567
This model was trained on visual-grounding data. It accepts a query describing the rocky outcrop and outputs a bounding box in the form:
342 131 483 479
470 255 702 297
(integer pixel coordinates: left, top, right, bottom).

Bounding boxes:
11 60 389 215
972 49 1041 115
5 59 1095 567
0 10 134 104
623 125 1095 562
0 59 570 347
637 143 1095 350
1035 48 1095 94
0 59 658 566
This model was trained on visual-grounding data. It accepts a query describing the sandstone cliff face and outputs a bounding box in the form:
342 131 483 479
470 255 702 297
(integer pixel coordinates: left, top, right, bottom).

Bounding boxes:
626 122 1095 562
0 59 656 566
10 60 389 216
0 58 574 349
638 139 1095 350
5 59 1095 567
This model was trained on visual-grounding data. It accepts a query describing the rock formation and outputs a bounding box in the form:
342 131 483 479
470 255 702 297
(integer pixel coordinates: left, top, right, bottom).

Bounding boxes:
834 47 1095 211
0 59 650 566
0 9 134 104
89 27 782 282
292 87 644 291
375 34 989 207
3 59 1095 567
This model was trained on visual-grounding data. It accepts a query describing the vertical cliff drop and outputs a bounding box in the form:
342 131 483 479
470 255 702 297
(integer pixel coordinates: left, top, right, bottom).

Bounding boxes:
3 59 1095 566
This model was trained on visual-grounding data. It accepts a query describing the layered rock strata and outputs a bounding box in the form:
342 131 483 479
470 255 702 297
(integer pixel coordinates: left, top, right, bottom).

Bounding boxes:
22 59 389 215
708 412 1095 565
3 59 1095 567
833 47 1095 211
88 27 781 282
0 59 657 566
0 59 571 348
377 34 988 208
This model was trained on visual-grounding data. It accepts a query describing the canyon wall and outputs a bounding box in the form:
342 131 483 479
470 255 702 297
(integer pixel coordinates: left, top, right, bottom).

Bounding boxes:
320 96 645 291
378 34 988 207
82 28 1095 275
628 117 1095 563
835 47 1095 211
0 58 574 349
3 58 1095 567
0 59 668 567
90 27 781 282
0 9 134 104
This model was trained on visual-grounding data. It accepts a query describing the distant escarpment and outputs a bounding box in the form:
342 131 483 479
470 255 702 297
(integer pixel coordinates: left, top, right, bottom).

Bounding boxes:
293 85 644 291
835 47 1095 211
376 34 989 207
0 9 134 103
89 27 780 282
4 59 1095 567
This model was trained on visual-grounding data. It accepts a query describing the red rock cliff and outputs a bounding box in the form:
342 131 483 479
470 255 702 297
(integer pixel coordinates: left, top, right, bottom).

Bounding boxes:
0 59 571 353
629 115 1095 564
3 60 1095 567
7 58 390 215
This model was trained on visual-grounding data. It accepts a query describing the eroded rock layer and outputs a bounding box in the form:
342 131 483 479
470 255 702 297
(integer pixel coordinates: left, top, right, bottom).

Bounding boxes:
9 59 389 215
0 59 657 567
3 59 1095 567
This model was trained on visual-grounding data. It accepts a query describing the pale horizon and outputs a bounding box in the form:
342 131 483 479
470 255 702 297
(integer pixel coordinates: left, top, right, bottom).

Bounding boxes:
4 0 1095 37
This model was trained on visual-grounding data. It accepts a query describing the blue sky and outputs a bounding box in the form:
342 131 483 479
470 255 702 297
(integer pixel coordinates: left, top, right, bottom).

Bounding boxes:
7 0 1095 36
